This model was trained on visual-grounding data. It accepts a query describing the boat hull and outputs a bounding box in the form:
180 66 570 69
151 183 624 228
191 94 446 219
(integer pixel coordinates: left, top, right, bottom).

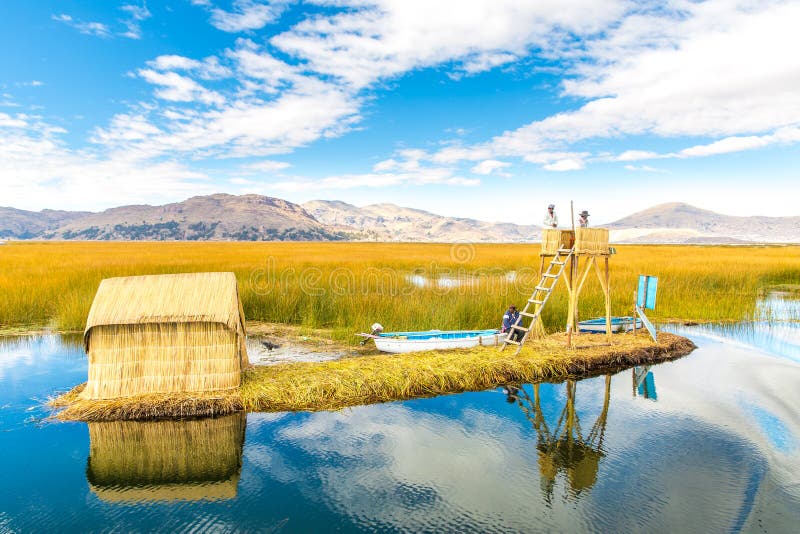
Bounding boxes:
373 330 505 353
578 317 642 334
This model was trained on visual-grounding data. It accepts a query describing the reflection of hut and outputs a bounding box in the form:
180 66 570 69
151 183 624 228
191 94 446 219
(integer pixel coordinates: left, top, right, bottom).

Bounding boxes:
82 272 249 400
86 413 246 502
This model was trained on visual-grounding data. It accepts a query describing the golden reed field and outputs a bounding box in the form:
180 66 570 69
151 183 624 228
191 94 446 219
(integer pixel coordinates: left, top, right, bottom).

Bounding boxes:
1 241 799 339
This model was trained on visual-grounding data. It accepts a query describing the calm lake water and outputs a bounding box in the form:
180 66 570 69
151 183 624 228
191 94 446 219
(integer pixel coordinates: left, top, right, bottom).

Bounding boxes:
1 302 799 532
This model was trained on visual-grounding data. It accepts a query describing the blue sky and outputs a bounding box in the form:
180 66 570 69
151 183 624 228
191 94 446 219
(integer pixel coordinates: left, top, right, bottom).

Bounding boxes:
1 0 798 224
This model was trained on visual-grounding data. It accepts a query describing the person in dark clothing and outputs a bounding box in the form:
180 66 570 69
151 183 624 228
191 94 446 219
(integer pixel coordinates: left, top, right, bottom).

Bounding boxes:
502 304 523 341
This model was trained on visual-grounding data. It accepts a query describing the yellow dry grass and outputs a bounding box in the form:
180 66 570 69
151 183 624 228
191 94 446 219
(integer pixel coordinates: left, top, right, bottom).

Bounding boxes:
54 382 243 420
54 331 694 420
238 331 695 413
2 241 797 337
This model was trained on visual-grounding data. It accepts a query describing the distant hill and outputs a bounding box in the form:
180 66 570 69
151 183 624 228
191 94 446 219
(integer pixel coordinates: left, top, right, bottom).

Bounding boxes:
608 202 800 243
2 194 346 241
303 200 540 242
0 207 90 239
0 196 797 243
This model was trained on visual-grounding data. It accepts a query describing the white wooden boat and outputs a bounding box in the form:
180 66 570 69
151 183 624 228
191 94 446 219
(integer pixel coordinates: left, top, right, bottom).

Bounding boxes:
359 329 506 354
578 316 642 333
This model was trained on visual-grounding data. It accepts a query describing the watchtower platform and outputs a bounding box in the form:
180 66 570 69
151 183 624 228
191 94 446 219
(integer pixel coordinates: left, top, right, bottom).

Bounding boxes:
541 228 612 345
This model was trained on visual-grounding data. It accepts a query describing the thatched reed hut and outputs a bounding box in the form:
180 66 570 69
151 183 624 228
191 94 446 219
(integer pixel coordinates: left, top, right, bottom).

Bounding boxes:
541 228 609 255
86 413 245 502
82 272 249 400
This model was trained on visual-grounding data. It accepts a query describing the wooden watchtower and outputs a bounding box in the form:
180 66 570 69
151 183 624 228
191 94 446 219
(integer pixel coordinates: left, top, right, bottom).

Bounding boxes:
540 228 612 344
501 227 612 353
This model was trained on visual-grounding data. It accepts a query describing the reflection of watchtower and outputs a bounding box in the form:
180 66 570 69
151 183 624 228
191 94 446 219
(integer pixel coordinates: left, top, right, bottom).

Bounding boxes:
502 228 612 352
510 375 611 501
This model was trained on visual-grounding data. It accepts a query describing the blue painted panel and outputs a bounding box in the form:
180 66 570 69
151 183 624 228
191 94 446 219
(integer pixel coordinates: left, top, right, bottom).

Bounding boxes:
637 275 658 310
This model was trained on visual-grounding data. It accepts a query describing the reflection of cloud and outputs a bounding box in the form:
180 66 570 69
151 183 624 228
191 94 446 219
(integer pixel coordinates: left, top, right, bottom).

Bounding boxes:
0 335 83 381
606 339 800 507
243 381 776 532
269 405 542 532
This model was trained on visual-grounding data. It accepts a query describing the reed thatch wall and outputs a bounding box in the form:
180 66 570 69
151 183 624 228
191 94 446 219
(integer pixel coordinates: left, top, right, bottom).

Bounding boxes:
86 413 245 502
82 272 249 400
541 228 609 255
575 228 610 254
541 229 575 255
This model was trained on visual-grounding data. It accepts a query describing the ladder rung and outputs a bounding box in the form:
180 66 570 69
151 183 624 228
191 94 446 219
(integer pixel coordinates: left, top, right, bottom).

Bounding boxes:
528 299 544 304
557 248 573 253
520 311 537 318
543 273 558 278
535 285 552 292
504 339 521 345
551 261 566 265
511 325 528 332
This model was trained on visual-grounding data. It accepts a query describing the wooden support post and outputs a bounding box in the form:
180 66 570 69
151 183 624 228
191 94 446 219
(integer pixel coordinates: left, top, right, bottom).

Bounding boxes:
592 256 612 343
566 253 577 347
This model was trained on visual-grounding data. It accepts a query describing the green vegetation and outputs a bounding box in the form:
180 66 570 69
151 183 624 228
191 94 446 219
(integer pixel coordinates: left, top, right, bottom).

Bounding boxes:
2 242 799 335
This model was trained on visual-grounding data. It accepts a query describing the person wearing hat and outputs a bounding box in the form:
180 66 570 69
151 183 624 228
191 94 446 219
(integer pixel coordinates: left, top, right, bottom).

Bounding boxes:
501 304 522 341
579 210 590 228
543 204 558 228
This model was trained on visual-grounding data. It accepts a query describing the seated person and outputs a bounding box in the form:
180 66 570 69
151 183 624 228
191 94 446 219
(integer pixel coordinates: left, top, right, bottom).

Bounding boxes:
502 304 523 341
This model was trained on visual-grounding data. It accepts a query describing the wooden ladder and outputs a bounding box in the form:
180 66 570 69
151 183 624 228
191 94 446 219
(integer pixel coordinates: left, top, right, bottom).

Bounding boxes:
501 247 574 355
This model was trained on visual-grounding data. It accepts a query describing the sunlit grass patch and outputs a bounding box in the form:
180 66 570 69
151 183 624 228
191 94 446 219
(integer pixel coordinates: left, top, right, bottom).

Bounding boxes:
2 241 799 336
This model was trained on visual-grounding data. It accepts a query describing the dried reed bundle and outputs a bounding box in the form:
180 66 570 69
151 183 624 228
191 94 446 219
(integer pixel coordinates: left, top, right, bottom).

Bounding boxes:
541 229 575 255
574 228 609 254
82 272 249 400
53 332 695 420
86 412 245 502
83 322 241 399
240 332 695 413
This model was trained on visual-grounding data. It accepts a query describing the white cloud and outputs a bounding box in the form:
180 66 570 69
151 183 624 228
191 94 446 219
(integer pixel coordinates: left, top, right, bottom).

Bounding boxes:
0 117 210 211
543 158 584 172
148 55 202 71
616 150 663 162
0 113 28 128
53 4 150 40
210 0 288 32
272 0 628 87
271 167 479 192
119 3 151 39
490 1 800 163
137 69 225 106
614 127 800 162
242 160 291 173
623 164 666 173
95 80 361 159
52 14 111 38
470 159 511 176
147 54 232 79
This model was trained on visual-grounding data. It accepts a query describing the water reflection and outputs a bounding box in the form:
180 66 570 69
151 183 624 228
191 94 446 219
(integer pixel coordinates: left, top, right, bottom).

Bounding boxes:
1 295 800 531
86 413 246 503
632 366 657 400
508 377 611 501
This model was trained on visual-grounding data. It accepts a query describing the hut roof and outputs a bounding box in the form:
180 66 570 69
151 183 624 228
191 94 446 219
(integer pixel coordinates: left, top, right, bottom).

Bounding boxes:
84 272 246 347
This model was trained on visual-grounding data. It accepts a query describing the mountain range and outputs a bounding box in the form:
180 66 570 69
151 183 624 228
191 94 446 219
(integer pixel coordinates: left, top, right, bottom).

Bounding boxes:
1 195 797 244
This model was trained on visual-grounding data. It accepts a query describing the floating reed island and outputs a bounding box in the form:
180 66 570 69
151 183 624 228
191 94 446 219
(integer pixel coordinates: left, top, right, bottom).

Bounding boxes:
52 253 696 421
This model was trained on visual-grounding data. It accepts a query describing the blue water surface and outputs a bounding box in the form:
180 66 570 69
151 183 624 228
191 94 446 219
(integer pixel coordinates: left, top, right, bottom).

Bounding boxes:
1 315 800 532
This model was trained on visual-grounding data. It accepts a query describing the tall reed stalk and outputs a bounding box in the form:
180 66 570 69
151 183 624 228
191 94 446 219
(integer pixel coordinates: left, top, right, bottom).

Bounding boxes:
1 242 798 338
